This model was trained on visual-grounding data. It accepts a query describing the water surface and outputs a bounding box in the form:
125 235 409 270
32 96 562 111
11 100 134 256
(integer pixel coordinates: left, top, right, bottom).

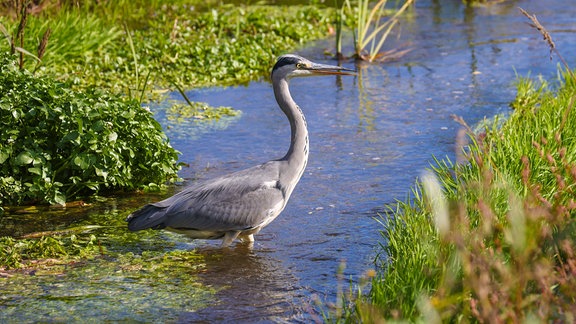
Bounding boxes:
2 0 576 322
160 1 576 321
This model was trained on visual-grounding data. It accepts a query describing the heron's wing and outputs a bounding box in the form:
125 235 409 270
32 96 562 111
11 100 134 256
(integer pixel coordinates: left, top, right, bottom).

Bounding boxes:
161 162 286 231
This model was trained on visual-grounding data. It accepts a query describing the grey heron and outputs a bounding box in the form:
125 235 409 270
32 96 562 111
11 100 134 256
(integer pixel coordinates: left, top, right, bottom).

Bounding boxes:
126 54 355 247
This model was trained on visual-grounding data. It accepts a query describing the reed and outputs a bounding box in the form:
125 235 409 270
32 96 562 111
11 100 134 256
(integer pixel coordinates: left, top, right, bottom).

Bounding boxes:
338 0 413 62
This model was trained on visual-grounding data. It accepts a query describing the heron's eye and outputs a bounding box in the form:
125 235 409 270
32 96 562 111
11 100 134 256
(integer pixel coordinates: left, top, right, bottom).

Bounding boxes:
296 63 305 69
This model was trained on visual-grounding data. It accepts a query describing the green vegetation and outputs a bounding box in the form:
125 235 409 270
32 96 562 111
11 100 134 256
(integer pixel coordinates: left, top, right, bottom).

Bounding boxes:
0 1 336 95
0 250 213 322
0 0 337 207
331 69 576 322
0 233 101 269
0 52 181 206
0 196 214 322
336 0 413 62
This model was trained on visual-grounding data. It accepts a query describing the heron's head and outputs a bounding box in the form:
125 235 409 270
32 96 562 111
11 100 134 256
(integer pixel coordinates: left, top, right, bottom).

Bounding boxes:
271 54 355 81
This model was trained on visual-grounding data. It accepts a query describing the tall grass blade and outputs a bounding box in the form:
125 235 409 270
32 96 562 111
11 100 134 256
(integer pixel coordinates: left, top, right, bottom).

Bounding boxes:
124 23 139 95
0 22 11 47
138 69 152 104
14 46 40 62
170 79 195 108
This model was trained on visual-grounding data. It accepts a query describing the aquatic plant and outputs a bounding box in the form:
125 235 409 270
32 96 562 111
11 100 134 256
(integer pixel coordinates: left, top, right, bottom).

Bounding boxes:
0 234 101 269
0 52 181 207
0 248 212 321
169 81 240 122
337 0 413 62
0 200 214 322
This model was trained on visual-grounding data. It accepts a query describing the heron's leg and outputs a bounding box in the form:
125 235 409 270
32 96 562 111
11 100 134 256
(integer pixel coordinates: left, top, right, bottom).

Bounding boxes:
238 234 255 243
221 231 240 247
237 234 255 249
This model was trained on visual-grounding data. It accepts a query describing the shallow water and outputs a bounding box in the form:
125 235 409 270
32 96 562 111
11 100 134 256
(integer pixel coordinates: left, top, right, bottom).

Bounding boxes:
2 0 576 322
157 1 575 321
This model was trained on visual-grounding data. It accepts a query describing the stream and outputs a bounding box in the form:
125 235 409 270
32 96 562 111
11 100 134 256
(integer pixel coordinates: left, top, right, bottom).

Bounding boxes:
2 0 576 322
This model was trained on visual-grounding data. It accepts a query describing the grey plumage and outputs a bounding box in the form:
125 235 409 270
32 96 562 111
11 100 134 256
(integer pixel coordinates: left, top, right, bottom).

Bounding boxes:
126 54 355 247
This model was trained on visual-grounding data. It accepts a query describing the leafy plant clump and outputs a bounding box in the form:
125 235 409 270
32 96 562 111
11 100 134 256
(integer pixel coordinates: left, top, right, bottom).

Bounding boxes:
0 52 181 207
1 2 337 97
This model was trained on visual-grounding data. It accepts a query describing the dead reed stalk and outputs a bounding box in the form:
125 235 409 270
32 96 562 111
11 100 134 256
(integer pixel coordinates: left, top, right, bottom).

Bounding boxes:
519 7 576 83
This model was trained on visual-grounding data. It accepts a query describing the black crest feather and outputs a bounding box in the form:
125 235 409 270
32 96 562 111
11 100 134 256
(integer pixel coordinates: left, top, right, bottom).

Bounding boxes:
272 54 304 72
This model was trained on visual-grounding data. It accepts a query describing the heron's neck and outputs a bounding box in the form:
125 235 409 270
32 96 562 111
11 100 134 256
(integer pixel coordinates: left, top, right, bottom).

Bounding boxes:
274 78 309 171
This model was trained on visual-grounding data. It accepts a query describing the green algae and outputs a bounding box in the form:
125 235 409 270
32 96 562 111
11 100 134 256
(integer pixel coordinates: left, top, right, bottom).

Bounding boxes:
0 251 212 322
0 195 214 322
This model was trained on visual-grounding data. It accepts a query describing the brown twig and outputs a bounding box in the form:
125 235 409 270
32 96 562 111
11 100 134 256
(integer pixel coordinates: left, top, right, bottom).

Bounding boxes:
519 7 576 83
33 27 51 73
15 0 30 69
37 27 51 61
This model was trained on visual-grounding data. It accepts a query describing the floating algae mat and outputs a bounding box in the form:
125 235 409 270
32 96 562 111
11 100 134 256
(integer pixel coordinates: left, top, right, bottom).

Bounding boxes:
0 251 214 322
0 197 216 322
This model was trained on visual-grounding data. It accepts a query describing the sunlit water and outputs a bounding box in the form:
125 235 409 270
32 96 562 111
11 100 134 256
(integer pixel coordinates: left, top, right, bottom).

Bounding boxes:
2 0 576 322
156 1 575 321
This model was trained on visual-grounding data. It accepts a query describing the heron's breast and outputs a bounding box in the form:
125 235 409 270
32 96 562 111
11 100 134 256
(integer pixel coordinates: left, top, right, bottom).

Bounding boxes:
259 199 285 228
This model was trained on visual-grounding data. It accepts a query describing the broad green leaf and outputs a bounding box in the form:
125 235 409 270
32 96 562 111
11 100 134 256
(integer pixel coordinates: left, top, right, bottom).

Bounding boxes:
0 151 9 164
53 192 66 206
95 167 108 180
14 151 34 165
73 154 91 170
28 167 42 175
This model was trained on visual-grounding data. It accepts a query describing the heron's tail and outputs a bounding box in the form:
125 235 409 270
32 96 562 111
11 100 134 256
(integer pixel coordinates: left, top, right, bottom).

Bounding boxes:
126 204 168 231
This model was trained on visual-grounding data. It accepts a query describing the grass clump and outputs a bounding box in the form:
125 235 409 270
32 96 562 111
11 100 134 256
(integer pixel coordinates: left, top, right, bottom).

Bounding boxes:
335 0 413 62
362 69 576 322
0 52 180 207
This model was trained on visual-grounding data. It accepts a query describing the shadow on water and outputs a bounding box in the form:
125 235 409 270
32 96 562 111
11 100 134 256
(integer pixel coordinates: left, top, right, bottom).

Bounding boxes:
2 0 576 322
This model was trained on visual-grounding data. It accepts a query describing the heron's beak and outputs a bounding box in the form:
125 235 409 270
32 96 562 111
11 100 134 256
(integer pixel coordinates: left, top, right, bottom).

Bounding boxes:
308 62 356 76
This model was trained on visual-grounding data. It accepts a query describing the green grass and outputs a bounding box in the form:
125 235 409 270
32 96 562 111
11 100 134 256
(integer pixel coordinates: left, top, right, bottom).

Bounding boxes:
336 0 413 62
354 69 576 322
0 1 336 97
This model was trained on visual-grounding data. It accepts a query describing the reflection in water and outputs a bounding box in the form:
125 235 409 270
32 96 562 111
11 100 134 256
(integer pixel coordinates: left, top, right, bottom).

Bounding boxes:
180 246 310 323
355 64 382 133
